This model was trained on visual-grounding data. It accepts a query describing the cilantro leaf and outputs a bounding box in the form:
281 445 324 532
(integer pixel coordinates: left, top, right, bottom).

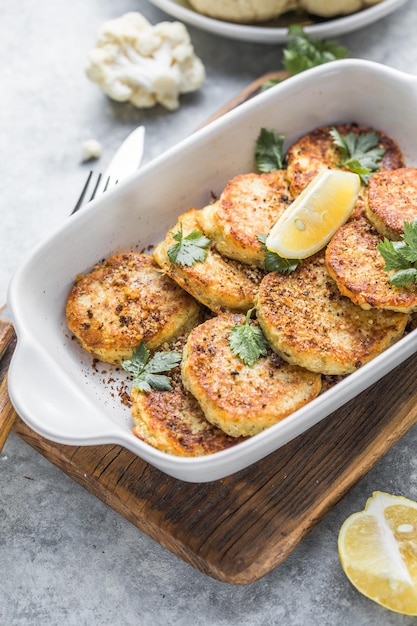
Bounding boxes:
283 25 348 76
257 234 301 273
122 342 149 377
403 221 417 261
330 127 386 184
260 79 282 93
255 128 285 173
228 308 268 367
377 239 410 271
377 219 417 287
167 222 211 266
122 343 181 392
390 268 417 288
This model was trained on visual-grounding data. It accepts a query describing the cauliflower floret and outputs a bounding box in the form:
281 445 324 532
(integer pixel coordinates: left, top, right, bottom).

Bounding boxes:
81 138 102 162
85 12 205 111
299 0 383 17
188 0 383 21
187 0 298 23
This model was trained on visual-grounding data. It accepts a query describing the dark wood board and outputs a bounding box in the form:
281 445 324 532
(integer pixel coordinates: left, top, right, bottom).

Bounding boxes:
2 71 417 584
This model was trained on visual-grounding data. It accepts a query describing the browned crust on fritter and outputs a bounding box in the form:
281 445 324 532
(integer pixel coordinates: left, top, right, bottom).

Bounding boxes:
130 334 243 456
365 168 417 239
286 124 405 197
326 216 417 312
197 170 293 267
153 209 265 313
256 251 408 375
66 252 201 365
181 313 322 437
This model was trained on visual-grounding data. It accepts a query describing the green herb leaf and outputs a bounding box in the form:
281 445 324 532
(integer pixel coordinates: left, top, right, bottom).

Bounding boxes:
122 343 181 392
329 127 386 184
377 219 417 286
255 128 285 173
260 79 282 93
257 234 301 273
377 239 409 270
283 25 348 76
167 222 211 266
402 221 417 262
228 308 268 367
390 268 417 287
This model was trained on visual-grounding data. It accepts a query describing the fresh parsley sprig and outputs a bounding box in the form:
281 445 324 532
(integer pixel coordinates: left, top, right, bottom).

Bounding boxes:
257 234 301 273
167 222 211 266
259 78 282 93
378 219 417 287
255 128 286 173
260 26 349 93
283 25 349 76
330 127 386 184
122 343 181 392
228 308 268 367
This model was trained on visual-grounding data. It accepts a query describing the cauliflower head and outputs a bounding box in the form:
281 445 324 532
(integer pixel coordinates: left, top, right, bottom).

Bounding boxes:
187 0 298 23
188 0 384 21
85 12 205 111
299 0 383 17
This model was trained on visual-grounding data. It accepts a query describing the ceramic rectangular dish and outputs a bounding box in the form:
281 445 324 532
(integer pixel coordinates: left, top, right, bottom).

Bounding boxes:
8 59 417 482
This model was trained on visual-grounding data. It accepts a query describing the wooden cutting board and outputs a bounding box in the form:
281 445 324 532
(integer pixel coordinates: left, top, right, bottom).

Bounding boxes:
3 72 417 585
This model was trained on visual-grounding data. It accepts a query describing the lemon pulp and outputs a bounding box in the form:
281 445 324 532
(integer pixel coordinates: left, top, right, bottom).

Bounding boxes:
338 491 417 616
266 169 360 259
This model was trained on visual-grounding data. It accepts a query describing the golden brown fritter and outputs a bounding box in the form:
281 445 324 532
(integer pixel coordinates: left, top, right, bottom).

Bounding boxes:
181 313 322 437
256 251 408 375
197 170 293 268
365 167 417 239
130 333 244 456
286 124 405 197
66 252 201 365
153 209 265 313
326 216 417 313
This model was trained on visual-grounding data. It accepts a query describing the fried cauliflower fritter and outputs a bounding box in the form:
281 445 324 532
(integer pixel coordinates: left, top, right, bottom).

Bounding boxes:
365 168 417 240
256 251 408 375
181 313 322 437
326 216 417 313
286 124 405 197
66 252 201 365
153 209 264 313
131 333 244 456
197 170 293 268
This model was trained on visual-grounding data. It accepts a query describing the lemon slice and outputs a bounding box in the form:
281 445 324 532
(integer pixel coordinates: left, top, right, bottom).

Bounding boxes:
338 491 417 616
266 169 360 259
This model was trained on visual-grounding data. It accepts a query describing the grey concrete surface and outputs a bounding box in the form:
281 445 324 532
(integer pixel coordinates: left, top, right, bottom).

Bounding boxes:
2 1 417 624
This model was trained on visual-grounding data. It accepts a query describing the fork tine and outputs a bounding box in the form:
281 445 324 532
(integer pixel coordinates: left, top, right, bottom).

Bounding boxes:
71 171 113 215
89 173 102 201
71 171 94 215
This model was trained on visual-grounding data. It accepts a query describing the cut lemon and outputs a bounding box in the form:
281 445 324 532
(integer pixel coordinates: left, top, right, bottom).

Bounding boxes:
266 169 360 259
338 491 417 616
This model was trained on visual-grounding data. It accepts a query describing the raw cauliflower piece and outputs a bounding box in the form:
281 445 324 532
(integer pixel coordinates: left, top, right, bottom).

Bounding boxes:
299 0 383 17
188 0 298 23
81 138 102 162
85 12 205 111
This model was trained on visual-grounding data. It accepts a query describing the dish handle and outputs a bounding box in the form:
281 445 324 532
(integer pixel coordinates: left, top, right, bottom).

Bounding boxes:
8 336 118 445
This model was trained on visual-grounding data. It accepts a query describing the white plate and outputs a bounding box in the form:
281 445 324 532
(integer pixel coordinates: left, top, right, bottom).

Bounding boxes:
8 59 417 482
146 0 409 43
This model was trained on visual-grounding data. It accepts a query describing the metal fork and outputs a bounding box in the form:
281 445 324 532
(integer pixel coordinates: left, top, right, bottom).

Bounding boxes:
71 171 112 215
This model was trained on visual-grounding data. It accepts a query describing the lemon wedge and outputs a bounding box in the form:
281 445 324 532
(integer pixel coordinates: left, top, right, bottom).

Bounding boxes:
266 169 360 259
338 491 417 616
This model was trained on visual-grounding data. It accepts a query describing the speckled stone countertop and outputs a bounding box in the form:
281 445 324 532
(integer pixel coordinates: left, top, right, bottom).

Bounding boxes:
2 1 417 624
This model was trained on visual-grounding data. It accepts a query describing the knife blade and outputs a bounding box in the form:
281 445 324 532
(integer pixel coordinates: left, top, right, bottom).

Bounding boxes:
96 125 146 195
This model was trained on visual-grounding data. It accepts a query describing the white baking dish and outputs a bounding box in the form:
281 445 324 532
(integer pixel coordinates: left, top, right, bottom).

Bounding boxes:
8 59 417 482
